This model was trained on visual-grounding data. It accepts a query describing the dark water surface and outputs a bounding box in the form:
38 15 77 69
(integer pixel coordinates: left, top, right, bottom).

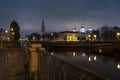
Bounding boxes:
50 48 120 80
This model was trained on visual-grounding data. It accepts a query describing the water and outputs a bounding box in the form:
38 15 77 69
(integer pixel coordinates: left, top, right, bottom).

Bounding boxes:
49 48 120 80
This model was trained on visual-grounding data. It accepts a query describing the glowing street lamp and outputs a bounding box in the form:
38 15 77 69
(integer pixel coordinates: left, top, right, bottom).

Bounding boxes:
88 34 91 38
4 30 9 41
10 28 14 31
5 30 8 33
117 32 120 40
117 64 120 69
88 34 91 41
11 32 15 35
10 28 15 41
88 57 91 61
50 33 53 36
94 35 97 39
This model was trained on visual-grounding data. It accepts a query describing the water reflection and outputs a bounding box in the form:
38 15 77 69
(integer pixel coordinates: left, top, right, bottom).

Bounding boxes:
81 53 86 57
99 49 102 53
88 57 91 61
51 52 54 55
117 64 120 69
48 48 120 80
88 55 97 62
73 52 76 56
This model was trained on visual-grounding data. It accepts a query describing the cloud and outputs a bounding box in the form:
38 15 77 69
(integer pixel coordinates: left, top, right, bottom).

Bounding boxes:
0 0 120 36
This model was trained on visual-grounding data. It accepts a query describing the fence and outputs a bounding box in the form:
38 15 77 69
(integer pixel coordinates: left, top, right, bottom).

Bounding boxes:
35 50 109 80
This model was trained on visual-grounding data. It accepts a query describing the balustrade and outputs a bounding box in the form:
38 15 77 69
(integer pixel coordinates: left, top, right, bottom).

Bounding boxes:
27 43 109 80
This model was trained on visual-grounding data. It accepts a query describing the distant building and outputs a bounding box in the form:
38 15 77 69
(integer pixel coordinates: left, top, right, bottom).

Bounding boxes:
41 19 46 34
73 27 77 32
87 26 93 33
80 26 85 33
56 31 87 41
0 28 10 41
0 28 4 40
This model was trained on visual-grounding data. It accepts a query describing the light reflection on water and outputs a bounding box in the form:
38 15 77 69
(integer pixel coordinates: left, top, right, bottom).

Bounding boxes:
117 64 120 69
49 48 120 80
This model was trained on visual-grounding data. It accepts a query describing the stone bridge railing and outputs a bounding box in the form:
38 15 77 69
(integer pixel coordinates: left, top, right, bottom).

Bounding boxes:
26 42 110 80
0 41 21 49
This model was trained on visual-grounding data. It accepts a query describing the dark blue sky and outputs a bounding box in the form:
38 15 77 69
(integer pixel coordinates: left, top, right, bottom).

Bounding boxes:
0 0 120 36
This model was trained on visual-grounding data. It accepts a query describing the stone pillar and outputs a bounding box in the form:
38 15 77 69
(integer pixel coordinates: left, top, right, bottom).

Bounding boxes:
28 43 45 80
29 47 38 80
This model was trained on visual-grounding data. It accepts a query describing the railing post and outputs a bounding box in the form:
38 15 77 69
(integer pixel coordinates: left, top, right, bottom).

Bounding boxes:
28 43 45 80
62 63 67 80
29 47 38 80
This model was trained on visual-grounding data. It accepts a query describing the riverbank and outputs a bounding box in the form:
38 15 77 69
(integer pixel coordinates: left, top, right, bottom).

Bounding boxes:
38 41 118 49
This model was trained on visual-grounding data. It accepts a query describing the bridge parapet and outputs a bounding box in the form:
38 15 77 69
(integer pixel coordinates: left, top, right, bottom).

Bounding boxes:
25 41 109 80
24 41 45 80
36 51 110 80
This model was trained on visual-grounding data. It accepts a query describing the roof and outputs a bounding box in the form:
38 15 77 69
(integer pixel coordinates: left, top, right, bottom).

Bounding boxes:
59 31 79 33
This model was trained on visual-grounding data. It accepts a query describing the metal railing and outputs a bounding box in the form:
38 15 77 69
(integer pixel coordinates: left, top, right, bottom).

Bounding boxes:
36 50 110 80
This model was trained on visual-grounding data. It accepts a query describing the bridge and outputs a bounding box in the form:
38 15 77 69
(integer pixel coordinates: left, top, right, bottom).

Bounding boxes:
0 41 117 80
23 41 110 80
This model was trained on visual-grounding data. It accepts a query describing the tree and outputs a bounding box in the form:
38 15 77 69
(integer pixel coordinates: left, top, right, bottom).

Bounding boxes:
100 25 117 40
10 20 20 41
112 26 120 32
28 32 40 40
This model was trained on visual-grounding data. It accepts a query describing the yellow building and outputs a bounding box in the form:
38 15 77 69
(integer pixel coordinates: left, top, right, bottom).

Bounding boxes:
66 33 78 41
56 31 87 41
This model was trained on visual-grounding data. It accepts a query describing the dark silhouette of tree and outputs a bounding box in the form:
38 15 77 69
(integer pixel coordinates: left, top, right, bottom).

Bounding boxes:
28 32 40 40
100 25 118 40
112 26 120 32
10 20 20 41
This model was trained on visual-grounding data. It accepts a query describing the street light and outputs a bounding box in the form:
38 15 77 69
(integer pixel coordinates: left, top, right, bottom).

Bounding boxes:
116 32 120 40
88 34 91 41
5 30 10 41
117 64 120 69
93 34 97 41
10 28 14 31
5 30 8 33
10 28 15 41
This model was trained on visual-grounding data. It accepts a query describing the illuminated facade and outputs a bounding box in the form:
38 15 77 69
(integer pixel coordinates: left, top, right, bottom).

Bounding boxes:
56 31 87 41
66 33 78 41
0 28 10 41
87 34 97 41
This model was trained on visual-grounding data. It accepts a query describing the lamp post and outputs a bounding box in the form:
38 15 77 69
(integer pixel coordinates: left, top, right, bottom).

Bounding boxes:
88 34 97 41
10 28 15 41
5 30 9 41
116 32 120 40
93 34 97 41
88 34 91 41
50 32 54 41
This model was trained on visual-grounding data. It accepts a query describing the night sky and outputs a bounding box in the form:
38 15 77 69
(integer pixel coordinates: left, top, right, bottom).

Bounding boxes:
0 0 120 36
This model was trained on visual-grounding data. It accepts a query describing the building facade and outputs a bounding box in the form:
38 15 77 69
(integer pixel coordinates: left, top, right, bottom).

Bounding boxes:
55 31 87 41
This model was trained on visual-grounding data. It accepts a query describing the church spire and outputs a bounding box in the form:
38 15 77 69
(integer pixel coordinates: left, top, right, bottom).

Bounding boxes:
41 18 45 34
